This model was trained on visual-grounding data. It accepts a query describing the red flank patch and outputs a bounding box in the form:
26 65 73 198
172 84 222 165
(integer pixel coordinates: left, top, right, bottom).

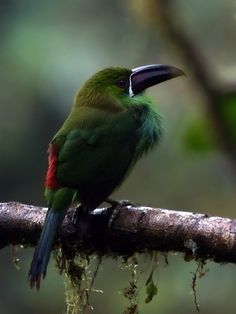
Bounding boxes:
45 143 61 189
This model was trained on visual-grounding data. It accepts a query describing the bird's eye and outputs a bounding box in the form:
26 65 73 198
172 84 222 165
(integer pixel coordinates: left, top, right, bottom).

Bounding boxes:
116 78 128 89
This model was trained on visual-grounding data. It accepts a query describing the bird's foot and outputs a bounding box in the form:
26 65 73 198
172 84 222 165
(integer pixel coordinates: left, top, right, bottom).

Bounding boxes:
106 198 137 209
105 198 137 228
72 204 87 225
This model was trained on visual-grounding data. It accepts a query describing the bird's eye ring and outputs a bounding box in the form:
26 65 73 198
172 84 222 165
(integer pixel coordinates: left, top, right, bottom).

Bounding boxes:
116 78 128 88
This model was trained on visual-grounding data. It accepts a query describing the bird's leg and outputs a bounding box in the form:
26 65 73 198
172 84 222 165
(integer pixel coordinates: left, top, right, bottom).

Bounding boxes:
72 204 87 225
105 198 137 227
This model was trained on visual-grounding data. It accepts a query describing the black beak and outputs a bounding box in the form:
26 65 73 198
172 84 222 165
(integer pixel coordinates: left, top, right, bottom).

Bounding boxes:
130 64 185 96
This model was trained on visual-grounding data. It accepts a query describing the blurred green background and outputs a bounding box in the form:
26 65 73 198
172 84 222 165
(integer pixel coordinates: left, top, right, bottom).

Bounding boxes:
1 0 236 313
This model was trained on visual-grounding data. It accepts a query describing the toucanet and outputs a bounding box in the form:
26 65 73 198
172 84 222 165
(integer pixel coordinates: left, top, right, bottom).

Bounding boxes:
28 64 184 289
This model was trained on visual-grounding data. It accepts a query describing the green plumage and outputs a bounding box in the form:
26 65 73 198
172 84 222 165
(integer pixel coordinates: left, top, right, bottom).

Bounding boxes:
49 95 162 209
29 64 183 288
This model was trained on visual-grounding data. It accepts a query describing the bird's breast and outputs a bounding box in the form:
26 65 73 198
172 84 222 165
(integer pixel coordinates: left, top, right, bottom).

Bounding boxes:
131 103 163 157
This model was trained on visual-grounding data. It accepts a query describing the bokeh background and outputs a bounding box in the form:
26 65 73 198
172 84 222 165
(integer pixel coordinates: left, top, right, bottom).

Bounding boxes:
1 0 236 313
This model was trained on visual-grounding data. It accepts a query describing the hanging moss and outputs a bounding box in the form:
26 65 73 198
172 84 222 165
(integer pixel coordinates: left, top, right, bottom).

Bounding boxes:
54 246 208 313
54 246 102 314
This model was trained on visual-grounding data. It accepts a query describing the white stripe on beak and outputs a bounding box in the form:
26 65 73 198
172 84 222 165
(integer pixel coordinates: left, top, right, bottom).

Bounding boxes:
129 74 134 97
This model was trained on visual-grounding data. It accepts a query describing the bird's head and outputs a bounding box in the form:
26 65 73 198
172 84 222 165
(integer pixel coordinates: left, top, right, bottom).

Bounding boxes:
74 64 184 110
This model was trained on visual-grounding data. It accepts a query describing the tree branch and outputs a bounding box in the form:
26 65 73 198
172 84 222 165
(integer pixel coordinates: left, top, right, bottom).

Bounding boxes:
1 202 236 264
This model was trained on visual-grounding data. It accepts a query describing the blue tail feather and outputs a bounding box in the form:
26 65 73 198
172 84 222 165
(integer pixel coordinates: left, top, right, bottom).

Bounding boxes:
28 208 65 289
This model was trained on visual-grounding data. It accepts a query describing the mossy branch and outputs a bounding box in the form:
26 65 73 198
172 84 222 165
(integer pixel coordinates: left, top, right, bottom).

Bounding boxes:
1 201 236 263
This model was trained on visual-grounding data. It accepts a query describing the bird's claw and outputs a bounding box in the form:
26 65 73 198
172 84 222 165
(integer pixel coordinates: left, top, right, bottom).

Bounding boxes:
72 204 86 225
106 198 137 209
105 199 137 228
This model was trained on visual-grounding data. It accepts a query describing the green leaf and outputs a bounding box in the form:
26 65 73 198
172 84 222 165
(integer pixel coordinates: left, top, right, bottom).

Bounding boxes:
145 271 158 304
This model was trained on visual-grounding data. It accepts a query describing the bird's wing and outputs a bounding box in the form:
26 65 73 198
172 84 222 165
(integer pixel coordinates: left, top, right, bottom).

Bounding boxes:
54 111 140 208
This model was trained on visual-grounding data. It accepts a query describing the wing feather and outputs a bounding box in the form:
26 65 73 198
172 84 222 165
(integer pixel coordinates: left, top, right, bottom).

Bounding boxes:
55 110 140 208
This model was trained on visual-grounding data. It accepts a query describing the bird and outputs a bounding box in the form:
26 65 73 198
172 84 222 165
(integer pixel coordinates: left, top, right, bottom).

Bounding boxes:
28 64 184 289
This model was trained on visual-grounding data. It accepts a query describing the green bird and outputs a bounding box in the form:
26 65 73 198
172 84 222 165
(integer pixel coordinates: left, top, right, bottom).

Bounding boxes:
28 64 184 289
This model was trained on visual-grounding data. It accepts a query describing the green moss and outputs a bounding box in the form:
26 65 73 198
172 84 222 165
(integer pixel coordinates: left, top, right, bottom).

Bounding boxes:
54 250 163 313
54 248 102 314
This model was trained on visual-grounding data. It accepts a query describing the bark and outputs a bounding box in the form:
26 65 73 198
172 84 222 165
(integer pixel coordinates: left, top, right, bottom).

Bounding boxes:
1 201 236 263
